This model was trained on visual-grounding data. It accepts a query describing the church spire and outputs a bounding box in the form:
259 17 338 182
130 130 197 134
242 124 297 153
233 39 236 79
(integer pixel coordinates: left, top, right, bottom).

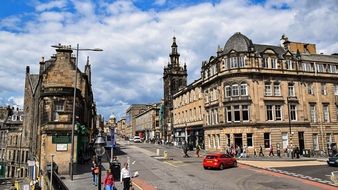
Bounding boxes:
169 36 180 67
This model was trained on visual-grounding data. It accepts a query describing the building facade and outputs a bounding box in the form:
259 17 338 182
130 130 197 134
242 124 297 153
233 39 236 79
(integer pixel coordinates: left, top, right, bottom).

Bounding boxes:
135 104 160 141
125 104 152 138
163 37 187 142
200 32 338 155
0 106 28 179
23 45 97 179
172 79 205 149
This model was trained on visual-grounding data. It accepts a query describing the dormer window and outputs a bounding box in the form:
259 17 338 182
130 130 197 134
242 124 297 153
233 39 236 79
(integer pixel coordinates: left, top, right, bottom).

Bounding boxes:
271 58 277 69
230 57 238 68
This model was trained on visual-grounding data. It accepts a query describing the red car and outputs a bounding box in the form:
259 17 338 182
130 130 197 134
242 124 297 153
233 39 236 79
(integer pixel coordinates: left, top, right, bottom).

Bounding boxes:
203 153 237 170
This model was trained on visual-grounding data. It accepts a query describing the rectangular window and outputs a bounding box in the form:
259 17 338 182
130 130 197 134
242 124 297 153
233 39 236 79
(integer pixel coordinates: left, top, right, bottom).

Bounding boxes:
226 106 232 122
265 83 272 96
226 134 230 147
329 65 337 73
266 105 273 121
264 133 270 148
282 132 288 149
225 86 231 97
334 84 338 95
212 134 216 148
216 134 220 148
312 134 319 151
275 105 282 121
234 105 240 122
240 83 248 96
321 83 327 95
271 58 277 69
310 104 317 122
262 57 269 68
247 133 253 147
317 64 325 72
286 60 293 70
232 85 239 96
274 83 281 96
290 104 297 121
288 83 295 97
307 83 314 95
323 104 330 122
242 105 249 121
238 56 245 67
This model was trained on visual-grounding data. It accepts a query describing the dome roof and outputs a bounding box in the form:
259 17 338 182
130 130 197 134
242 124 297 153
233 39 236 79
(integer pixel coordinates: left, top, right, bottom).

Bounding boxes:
223 32 253 54
109 113 116 119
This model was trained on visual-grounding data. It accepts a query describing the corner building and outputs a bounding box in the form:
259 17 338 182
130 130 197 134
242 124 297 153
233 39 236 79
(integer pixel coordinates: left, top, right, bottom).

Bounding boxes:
200 32 338 155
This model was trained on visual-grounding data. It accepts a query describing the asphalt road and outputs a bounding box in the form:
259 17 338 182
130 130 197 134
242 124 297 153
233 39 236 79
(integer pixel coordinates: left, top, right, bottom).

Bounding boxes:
114 140 334 190
275 165 338 182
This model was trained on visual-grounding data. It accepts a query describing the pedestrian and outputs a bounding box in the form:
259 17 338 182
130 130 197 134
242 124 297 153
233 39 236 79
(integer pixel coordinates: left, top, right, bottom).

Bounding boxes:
295 146 300 159
242 145 247 158
34 181 41 190
254 148 257 157
91 160 97 185
196 143 201 157
121 162 131 190
102 169 115 190
259 145 264 157
269 145 274 157
93 162 100 186
183 141 189 158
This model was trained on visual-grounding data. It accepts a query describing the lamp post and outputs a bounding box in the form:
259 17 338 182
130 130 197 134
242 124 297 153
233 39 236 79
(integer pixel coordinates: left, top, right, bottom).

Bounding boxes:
50 154 55 190
94 132 106 190
52 44 103 180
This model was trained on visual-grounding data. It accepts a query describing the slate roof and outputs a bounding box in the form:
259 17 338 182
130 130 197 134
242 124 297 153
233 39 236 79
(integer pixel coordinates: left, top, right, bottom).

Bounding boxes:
223 32 253 54
301 54 338 63
253 44 286 59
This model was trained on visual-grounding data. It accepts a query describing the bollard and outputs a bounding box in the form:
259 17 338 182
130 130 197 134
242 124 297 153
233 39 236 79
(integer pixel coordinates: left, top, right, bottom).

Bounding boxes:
163 151 168 159
15 180 19 190
156 149 160 156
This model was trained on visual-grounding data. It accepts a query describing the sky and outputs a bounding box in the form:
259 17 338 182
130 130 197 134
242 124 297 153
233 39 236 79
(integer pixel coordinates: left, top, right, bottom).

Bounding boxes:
0 0 338 121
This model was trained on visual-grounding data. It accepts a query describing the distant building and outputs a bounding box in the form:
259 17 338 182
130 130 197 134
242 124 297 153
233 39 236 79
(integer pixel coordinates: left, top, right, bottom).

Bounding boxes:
125 104 152 138
0 106 27 179
163 37 187 142
135 104 160 141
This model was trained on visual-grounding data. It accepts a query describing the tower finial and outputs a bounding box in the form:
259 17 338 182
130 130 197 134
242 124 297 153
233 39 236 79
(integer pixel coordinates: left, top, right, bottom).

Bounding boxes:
86 56 90 65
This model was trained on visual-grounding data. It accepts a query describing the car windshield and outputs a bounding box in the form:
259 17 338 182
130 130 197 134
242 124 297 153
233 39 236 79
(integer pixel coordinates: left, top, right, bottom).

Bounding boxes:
206 155 217 159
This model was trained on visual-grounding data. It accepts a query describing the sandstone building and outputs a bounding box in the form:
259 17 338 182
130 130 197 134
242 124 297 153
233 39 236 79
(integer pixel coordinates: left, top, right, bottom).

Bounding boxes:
23 45 97 179
135 103 160 141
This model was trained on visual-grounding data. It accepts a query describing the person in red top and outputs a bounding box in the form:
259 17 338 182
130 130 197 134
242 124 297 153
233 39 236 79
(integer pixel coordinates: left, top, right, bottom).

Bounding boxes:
103 169 115 190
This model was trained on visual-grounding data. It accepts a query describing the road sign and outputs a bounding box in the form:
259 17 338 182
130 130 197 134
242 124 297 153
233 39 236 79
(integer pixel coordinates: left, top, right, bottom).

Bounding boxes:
27 160 35 166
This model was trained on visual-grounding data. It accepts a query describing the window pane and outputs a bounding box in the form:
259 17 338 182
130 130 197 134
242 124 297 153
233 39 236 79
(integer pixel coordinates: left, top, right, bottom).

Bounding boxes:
266 105 273 120
234 106 240 121
242 105 249 121
247 133 253 147
264 133 270 148
275 105 281 120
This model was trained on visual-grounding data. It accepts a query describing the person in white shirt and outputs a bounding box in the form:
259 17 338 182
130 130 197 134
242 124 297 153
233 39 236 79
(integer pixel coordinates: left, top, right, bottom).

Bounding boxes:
120 162 131 190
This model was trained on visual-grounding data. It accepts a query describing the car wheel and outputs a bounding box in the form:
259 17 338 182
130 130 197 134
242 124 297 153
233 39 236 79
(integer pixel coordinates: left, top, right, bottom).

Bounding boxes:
219 164 224 170
204 166 208 170
233 161 237 167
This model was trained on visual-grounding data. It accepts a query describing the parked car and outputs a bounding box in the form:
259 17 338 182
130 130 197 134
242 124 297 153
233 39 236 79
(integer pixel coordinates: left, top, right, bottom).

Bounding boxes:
327 153 338 166
203 153 237 170
129 137 134 142
133 136 142 143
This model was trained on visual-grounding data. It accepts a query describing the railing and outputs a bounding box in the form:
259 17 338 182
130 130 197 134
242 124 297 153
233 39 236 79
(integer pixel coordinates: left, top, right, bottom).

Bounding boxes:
47 171 69 190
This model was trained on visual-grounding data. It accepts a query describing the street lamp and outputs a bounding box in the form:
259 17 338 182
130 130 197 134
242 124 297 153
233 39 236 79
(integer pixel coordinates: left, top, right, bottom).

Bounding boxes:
52 44 103 180
50 154 55 190
94 132 106 190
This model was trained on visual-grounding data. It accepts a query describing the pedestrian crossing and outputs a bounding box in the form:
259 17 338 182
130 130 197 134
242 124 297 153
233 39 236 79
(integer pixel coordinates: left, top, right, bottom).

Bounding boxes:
267 168 335 186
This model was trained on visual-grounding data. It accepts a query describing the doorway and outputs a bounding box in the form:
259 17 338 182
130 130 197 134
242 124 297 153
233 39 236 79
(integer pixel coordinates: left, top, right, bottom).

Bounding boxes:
298 132 305 155
234 134 243 148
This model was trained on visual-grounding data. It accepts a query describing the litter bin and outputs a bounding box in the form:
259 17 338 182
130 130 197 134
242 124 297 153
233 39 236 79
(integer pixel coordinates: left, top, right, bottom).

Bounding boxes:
303 149 310 157
110 161 121 181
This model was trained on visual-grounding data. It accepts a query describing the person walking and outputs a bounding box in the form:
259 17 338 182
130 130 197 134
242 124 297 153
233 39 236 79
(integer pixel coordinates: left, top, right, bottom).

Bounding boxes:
269 145 274 157
121 162 131 190
196 143 201 157
91 160 97 185
259 145 264 157
103 170 115 190
93 162 100 186
183 141 189 158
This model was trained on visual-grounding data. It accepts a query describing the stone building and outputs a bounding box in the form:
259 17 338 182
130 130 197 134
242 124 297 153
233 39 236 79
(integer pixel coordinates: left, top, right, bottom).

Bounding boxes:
23 45 97 179
135 104 160 141
163 37 187 142
0 106 28 179
125 104 152 138
200 32 338 155
172 79 204 148
116 117 126 137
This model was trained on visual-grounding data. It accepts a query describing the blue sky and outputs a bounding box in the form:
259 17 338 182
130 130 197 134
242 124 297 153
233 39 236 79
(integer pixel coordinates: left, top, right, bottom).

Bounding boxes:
0 0 338 120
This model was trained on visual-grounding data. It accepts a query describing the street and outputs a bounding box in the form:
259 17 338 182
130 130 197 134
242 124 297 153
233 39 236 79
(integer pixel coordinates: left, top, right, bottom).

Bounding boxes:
114 139 336 190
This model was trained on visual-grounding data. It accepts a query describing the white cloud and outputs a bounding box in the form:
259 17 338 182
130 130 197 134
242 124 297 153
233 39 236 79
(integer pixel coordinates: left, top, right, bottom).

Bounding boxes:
0 0 338 119
154 0 167 6
35 0 68 12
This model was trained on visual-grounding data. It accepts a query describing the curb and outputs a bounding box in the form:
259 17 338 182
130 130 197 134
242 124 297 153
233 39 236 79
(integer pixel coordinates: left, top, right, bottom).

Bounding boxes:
238 162 337 188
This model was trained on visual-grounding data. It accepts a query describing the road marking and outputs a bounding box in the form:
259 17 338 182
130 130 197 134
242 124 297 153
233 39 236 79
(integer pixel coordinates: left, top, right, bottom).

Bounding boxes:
164 161 178 167
132 181 144 190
